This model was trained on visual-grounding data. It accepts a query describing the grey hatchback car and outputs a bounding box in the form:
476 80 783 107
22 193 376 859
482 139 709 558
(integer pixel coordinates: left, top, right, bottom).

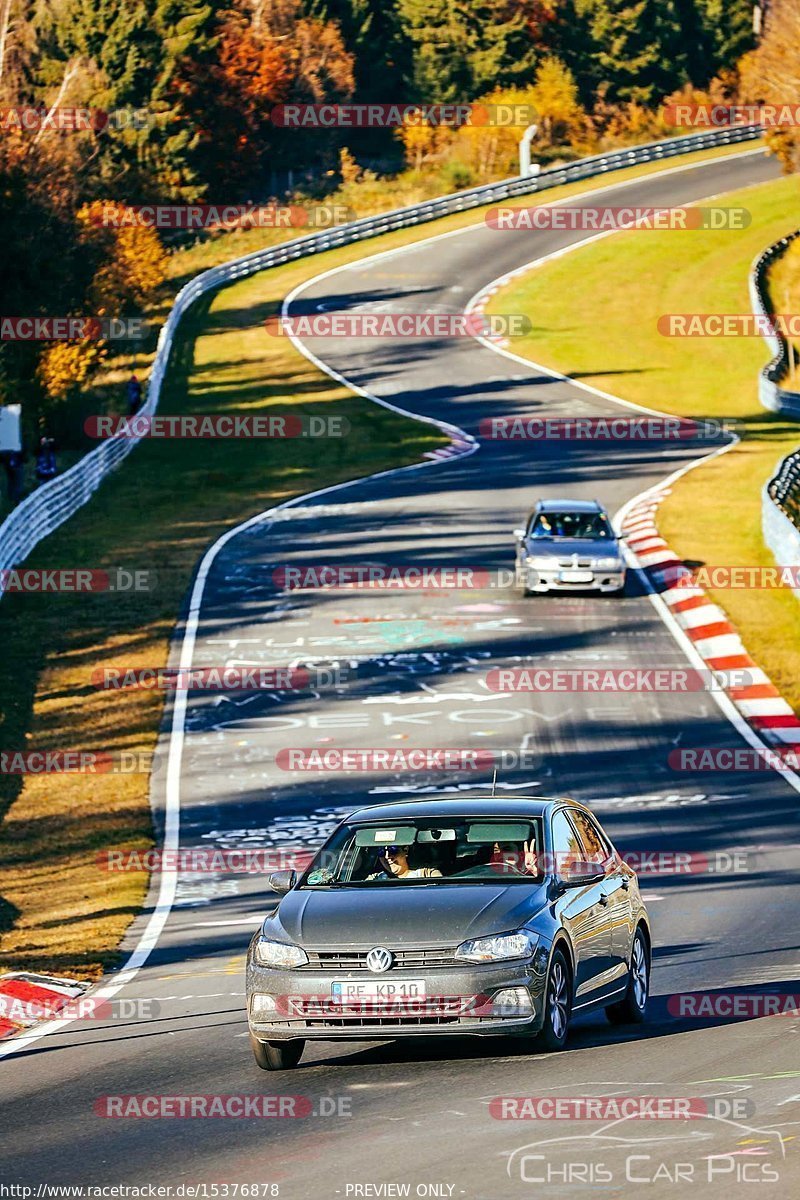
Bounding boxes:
246 796 650 1069
514 498 627 594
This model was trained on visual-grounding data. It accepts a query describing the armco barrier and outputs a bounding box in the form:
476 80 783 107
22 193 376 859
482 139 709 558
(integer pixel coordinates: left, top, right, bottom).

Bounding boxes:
0 124 762 597
764 451 800 602
750 228 800 418
752 229 800 599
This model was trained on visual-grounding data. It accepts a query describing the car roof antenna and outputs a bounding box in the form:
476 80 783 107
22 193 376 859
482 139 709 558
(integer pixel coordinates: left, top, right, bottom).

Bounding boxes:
490 768 498 797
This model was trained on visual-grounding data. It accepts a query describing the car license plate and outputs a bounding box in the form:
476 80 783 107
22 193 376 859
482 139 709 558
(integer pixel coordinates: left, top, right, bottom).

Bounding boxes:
331 979 426 1003
559 569 594 582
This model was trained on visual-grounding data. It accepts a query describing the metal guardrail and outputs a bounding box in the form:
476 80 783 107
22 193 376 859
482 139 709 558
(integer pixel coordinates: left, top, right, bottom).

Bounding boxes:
768 449 800 527
764 452 800 602
0 123 762 594
750 229 800 418
753 232 800 596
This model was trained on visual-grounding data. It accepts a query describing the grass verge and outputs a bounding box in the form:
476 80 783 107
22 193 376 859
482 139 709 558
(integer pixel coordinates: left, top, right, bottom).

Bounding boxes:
484 172 800 712
0 137 752 525
0 141 769 980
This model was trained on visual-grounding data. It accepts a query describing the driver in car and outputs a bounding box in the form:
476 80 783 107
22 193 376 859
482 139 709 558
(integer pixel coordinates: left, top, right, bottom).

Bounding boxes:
367 845 442 880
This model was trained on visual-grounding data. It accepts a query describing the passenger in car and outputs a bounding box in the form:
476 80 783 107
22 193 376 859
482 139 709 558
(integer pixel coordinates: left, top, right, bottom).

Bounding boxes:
489 841 540 876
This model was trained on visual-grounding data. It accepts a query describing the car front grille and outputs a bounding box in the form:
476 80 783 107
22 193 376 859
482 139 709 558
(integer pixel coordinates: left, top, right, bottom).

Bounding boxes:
264 1015 463 1028
301 947 457 970
557 558 593 568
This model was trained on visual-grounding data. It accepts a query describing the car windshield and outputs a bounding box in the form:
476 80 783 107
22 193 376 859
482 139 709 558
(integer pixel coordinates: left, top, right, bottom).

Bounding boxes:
300 818 545 886
529 511 613 540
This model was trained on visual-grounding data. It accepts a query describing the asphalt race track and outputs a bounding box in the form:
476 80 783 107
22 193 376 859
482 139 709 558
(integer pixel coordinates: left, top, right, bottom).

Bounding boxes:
3 148 800 1199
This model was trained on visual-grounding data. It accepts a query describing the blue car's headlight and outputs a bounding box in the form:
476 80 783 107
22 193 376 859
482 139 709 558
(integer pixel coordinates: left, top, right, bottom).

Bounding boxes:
455 931 538 963
594 557 623 570
254 938 308 969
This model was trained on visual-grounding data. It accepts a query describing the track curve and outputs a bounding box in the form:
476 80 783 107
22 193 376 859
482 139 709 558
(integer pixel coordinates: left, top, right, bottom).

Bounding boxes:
2 148 799 1200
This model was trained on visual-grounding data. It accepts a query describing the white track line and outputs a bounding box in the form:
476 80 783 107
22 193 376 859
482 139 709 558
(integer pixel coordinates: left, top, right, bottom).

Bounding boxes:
0 144 768 1060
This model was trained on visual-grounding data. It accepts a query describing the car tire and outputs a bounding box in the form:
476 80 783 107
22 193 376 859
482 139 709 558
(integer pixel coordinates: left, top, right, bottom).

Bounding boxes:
538 948 571 1051
606 928 649 1025
515 565 531 596
250 1034 305 1070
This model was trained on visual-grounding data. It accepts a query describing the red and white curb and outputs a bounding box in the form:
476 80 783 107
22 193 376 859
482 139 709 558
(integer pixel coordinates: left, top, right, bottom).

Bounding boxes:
470 291 511 349
0 972 88 1040
622 489 800 748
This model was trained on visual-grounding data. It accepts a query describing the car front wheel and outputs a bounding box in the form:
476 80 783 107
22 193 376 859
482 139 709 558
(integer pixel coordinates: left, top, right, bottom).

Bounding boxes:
538 948 571 1050
606 928 649 1025
250 1034 305 1070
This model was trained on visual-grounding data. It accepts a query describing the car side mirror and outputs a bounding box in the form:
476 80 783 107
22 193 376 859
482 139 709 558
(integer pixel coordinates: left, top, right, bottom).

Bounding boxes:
559 861 606 888
513 528 526 540
269 869 297 895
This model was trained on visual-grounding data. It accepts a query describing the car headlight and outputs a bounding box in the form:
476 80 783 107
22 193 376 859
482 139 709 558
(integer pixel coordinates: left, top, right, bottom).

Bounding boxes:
254 938 308 969
527 557 555 569
593 557 623 570
454 930 538 963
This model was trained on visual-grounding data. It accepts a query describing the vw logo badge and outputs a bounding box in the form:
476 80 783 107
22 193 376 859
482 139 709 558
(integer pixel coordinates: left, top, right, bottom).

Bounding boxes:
366 947 394 973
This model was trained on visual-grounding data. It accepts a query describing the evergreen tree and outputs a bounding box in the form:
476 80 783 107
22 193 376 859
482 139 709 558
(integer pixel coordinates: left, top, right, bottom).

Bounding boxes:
398 0 472 101
311 0 413 101
580 0 696 103
696 0 755 74
398 0 540 102
142 0 217 196
460 1 540 93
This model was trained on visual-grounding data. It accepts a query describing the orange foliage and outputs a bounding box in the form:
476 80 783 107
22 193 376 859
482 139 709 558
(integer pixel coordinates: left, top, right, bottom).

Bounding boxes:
77 201 167 312
37 340 105 403
216 17 294 124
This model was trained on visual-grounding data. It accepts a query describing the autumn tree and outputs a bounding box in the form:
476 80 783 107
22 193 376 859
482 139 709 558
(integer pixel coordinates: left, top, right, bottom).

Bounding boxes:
530 56 586 144
189 0 354 192
739 0 800 172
